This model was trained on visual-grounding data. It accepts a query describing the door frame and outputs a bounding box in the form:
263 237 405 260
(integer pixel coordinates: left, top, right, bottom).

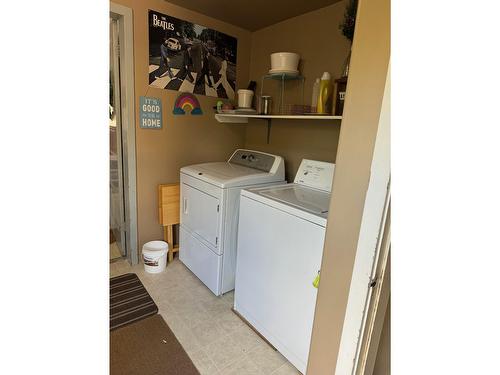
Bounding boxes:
356 214 391 375
109 17 127 256
110 3 138 265
333 62 391 375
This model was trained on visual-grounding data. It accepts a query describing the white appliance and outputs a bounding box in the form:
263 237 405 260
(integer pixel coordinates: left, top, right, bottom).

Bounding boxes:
234 159 335 373
179 149 285 296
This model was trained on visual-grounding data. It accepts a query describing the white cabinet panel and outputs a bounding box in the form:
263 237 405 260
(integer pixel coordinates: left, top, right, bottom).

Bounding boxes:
234 195 326 373
180 227 222 295
181 183 221 251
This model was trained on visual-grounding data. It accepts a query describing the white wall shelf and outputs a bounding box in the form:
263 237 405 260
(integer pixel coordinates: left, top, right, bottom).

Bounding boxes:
214 114 249 123
215 114 342 123
215 113 342 143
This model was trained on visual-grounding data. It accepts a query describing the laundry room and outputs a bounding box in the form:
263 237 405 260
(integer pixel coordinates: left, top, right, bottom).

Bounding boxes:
7 0 498 372
109 0 390 374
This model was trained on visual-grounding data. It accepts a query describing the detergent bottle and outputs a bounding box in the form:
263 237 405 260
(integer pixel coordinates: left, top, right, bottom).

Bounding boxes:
316 72 332 114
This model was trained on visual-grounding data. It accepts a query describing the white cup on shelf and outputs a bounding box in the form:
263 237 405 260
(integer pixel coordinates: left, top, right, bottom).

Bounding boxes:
237 89 254 108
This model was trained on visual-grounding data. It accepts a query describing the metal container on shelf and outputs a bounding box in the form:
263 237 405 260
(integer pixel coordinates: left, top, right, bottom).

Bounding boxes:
259 96 272 115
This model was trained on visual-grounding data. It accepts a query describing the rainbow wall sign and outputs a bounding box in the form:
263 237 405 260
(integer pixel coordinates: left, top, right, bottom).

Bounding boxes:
173 93 203 115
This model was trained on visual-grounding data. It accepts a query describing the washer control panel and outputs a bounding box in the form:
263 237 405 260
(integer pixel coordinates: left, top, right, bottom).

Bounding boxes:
229 149 277 172
294 159 335 192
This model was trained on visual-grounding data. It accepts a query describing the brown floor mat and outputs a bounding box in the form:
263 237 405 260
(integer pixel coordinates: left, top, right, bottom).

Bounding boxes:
110 314 199 375
110 273 158 330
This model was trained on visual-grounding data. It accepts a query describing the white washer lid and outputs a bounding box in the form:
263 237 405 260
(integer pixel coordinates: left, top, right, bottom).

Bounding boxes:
257 184 331 216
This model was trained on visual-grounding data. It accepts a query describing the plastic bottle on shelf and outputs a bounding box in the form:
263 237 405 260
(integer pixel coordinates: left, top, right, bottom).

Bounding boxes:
311 78 320 113
317 72 332 114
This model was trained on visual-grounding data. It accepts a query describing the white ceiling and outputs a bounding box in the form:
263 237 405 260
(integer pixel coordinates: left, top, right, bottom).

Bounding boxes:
164 0 343 31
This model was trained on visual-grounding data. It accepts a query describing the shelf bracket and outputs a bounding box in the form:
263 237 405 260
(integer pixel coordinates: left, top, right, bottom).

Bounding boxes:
266 119 272 144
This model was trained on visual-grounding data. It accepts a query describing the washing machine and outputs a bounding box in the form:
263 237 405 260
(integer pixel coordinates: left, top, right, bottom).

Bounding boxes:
234 159 335 373
179 149 285 296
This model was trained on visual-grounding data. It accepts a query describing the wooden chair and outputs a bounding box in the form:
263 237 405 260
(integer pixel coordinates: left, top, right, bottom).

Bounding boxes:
158 183 180 263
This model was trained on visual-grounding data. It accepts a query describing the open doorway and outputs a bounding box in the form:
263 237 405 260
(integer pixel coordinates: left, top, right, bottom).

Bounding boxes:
110 3 138 265
109 17 126 261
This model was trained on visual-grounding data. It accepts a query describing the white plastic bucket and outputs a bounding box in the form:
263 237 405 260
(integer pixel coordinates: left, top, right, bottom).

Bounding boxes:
142 240 168 274
238 89 254 108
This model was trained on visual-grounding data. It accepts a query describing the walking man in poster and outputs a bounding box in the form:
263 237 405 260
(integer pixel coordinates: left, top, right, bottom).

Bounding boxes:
213 51 234 99
195 47 215 89
176 39 195 83
156 34 174 79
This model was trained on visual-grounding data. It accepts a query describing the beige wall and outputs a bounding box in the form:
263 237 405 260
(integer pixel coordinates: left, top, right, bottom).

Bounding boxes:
307 0 390 372
244 1 350 179
112 0 351 251
112 0 252 249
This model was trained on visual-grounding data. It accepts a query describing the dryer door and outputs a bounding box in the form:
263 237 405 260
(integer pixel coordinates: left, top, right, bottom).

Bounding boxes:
181 182 221 251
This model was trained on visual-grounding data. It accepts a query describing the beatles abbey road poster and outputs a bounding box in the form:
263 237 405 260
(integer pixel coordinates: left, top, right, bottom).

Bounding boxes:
148 10 238 100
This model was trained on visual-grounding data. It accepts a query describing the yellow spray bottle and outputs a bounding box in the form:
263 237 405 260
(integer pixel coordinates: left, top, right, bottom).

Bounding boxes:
316 72 332 114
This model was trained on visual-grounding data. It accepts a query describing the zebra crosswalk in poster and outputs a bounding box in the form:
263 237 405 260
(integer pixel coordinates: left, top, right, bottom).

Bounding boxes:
148 10 238 100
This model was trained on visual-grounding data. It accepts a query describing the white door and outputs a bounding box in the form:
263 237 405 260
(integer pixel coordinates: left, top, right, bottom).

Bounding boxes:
181 183 221 250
